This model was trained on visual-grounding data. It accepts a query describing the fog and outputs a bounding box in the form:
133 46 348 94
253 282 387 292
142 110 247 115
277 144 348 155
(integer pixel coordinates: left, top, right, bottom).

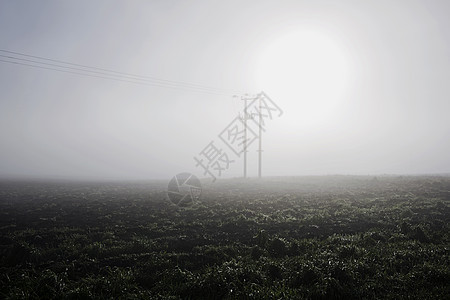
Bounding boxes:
1 0 449 181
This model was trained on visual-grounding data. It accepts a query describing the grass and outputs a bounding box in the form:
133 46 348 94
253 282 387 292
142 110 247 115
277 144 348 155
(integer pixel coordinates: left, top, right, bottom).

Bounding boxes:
0 175 449 299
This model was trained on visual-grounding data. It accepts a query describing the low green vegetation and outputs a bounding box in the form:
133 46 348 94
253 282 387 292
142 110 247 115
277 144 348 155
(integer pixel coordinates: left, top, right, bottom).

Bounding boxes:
0 176 449 299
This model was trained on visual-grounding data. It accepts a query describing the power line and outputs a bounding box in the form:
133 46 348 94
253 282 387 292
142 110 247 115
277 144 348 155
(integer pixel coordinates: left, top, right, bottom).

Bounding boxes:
0 49 241 94
0 49 244 96
0 54 232 95
0 58 234 96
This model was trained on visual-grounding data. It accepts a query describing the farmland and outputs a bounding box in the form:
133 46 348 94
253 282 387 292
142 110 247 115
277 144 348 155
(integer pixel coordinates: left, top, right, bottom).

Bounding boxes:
0 175 449 299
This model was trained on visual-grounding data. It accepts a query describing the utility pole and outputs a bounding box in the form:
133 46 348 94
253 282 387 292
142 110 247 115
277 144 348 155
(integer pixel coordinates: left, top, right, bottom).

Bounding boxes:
243 96 248 178
240 94 257 179
238 92 281 179
257 94 262 178
240 93 264 179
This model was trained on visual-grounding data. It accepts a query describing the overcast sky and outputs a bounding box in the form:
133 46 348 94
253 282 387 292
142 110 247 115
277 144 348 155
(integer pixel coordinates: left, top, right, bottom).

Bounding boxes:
0 0 449 180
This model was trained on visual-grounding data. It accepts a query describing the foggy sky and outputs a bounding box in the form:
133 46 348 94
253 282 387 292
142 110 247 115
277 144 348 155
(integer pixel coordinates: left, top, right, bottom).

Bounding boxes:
1 0 449 180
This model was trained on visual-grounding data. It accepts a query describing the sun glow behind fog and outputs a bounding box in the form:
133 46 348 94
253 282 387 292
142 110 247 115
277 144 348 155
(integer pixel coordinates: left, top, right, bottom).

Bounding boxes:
256 29 352 128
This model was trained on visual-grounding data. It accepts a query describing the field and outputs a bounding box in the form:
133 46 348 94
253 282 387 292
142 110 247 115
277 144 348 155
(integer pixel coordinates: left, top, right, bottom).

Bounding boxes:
0 176 449 299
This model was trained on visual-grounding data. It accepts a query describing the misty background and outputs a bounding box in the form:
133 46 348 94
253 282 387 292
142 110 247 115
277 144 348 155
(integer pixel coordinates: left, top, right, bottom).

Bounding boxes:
0 0 449 180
